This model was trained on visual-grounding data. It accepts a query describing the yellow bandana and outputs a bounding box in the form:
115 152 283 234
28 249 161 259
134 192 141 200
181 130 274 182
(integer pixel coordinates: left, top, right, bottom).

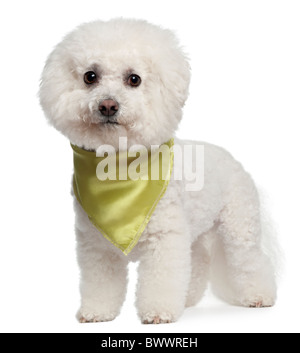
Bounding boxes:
71 139 174 255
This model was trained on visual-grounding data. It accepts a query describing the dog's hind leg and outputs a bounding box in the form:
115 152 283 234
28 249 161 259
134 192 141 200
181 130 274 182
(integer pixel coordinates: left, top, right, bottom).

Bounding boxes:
212 170 277 308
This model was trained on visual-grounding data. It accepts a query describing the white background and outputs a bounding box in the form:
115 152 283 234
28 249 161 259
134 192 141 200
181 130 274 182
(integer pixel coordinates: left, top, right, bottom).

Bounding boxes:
0 0 299 333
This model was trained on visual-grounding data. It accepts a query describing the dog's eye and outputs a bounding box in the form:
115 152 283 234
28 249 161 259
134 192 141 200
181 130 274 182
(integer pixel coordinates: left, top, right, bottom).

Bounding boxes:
84 71 97 85
127 74 141 87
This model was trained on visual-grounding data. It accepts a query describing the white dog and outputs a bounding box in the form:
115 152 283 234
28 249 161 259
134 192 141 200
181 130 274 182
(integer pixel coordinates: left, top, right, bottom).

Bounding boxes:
39 18 277 324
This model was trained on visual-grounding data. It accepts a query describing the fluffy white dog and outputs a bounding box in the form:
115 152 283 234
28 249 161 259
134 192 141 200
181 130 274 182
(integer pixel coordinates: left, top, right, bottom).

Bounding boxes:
39 18 277 324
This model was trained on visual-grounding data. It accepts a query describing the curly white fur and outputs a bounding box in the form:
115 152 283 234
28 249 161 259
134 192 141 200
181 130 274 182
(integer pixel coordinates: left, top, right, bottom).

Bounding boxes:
39 18 277 324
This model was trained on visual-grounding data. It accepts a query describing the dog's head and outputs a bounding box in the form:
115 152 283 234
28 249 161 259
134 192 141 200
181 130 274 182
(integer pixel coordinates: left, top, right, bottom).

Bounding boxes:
39 19 190 150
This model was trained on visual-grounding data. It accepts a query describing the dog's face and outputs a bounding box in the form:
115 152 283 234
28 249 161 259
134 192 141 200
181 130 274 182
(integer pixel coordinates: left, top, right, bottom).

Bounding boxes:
40 19 190 150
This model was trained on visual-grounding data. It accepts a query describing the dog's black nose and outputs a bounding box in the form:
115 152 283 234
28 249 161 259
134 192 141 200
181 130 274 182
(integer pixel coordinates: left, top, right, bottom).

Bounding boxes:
99 99 119 117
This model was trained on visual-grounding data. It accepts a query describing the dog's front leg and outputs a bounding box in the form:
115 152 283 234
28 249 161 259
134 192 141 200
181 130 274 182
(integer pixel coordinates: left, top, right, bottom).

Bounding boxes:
74 201 128 323
76 226 128 323
136 207 191 324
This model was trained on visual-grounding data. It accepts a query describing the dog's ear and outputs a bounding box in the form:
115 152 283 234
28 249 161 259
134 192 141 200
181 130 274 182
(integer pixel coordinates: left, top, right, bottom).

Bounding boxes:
154 30 191 107
39 41 80 128
159 52 191 108
154 29 191 117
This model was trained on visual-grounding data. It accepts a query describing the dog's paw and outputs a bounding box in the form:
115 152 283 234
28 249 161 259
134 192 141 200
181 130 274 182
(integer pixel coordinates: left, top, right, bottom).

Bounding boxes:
78 314 116 323
240 295 276 308
77 310 117 323
141 312 175 325
247 297 275 308
143 316 173 325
